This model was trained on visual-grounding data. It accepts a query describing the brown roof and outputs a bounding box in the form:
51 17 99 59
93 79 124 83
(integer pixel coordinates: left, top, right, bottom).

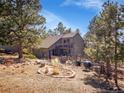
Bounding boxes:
40 32 78 48
62 32 78 38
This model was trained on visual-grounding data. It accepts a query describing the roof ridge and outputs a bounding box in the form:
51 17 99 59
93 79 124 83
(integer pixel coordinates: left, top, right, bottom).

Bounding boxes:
39 32 78 48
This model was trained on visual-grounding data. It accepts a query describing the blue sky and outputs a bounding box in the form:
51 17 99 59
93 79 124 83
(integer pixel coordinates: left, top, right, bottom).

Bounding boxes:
40 0 124 36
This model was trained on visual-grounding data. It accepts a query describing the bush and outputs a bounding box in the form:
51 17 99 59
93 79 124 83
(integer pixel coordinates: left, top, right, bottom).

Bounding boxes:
0 48 5 53
23 48 37 59
23 48 30 55
24 53 37 59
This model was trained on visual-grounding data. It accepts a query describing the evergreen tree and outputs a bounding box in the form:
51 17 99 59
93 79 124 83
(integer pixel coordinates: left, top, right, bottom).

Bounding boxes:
0 0 45 60
84 1 124 89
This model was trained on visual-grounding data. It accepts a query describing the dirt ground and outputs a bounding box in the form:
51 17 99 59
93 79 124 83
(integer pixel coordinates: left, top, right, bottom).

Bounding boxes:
0 59 124 93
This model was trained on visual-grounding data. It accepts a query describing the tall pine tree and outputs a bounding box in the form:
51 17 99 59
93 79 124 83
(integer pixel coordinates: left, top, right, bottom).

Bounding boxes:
0 0 45 60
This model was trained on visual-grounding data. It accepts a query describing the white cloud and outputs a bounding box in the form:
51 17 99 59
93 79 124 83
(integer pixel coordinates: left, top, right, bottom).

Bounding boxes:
41 9 78 31
61 0 82 6
82 0 103 9
41 10 61 29
40 10 87 36
61 0 103 9
61 0 124 9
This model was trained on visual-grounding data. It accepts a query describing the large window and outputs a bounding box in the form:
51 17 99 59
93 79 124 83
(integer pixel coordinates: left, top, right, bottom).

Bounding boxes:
63 39 70 43
63 40 66 43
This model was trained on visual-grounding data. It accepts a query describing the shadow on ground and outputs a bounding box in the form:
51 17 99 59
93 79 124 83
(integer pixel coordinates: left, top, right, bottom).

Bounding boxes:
83 75 124 93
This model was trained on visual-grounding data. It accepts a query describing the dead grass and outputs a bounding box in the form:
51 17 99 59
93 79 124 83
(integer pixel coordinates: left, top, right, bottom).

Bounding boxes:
0 58 124 93
0 61 97 93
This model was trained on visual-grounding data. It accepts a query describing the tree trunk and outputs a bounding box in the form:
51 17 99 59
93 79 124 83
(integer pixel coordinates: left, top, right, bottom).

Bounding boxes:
114 31 120 90
106 59 111 82
18 41 23 62
114 61 120 89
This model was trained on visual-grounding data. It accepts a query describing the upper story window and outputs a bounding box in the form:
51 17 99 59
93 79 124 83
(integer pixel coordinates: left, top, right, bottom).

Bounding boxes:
64 40 66 43
63 39 70 43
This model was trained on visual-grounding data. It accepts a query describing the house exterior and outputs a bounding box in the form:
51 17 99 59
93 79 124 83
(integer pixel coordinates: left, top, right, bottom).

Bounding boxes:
33 32 84 58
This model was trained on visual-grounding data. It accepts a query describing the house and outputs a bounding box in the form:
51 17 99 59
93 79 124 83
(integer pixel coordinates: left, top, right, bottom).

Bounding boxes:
33 32 84 58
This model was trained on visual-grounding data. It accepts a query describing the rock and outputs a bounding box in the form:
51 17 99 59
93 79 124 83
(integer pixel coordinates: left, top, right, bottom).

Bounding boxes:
66 60 72 65
14 65 20 68
21 70 24 73
39 63 45 68
74 61 81 66
3 67 6 70
35 60 42 64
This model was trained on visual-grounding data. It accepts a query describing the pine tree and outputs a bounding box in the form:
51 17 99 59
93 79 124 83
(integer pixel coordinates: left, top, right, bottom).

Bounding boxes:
0 0 45 60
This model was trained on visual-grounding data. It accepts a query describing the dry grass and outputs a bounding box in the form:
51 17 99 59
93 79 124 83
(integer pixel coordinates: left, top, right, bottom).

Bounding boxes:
0 61 98 93
0 57 124 93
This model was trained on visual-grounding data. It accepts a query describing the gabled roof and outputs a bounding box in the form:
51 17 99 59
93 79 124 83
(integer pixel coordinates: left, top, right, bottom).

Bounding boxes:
62 32 78 38
40 32 78 48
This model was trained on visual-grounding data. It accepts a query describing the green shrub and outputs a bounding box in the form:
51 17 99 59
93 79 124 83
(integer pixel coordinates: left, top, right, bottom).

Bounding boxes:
23 48 30 55
24 53 37 59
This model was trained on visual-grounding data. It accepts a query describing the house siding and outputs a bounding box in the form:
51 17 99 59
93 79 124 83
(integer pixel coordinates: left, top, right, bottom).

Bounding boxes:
33 33 84 59
72 33 84 56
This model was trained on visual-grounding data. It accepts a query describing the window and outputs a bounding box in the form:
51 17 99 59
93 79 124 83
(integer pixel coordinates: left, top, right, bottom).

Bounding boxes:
64 45 68 47
64 40 66 43
67 39 70 43
63 39 70 43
